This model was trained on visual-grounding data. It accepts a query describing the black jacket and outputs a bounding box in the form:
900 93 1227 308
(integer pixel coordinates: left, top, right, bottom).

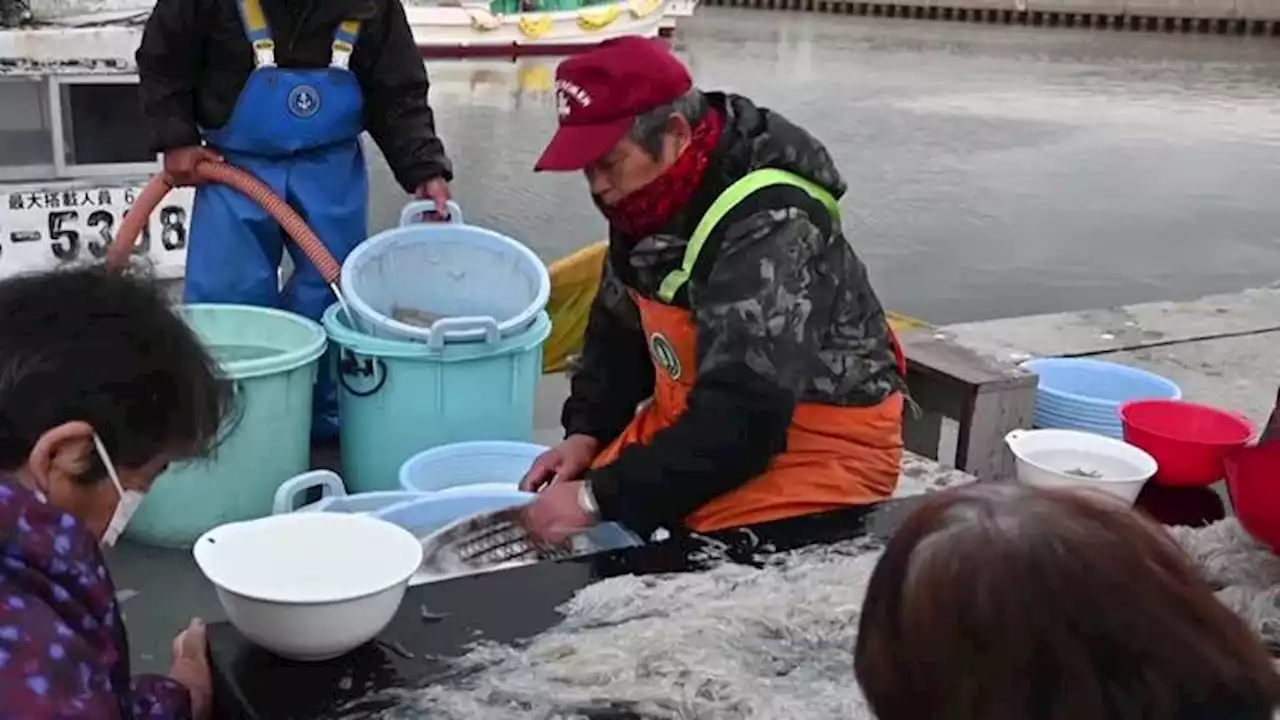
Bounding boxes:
566 93 903 538
135 0 451 193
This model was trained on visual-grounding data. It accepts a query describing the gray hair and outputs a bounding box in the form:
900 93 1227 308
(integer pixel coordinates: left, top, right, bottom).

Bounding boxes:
627 88 709 159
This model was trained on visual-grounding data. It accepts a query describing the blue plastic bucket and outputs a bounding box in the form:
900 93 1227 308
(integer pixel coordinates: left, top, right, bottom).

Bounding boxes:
271 473 642 555
270 469 423 515
1022 357 1181 440
375 493 642 553
399 441 547 493
127 305 327 547
339 200 550 345
322 303 550 494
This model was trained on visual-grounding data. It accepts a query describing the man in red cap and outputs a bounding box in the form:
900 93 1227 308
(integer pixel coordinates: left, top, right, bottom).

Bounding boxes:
520 36 908 544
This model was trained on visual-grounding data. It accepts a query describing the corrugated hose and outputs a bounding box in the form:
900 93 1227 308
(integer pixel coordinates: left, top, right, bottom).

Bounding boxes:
106 162 341 284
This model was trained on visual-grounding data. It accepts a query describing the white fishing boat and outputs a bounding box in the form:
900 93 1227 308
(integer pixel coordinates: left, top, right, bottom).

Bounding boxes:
409 0 668 57
659 0 697 35
0 0 663 281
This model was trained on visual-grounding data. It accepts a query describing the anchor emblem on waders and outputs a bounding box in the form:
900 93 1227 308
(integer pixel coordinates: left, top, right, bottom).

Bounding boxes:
649 332 681 381
288 85 321 118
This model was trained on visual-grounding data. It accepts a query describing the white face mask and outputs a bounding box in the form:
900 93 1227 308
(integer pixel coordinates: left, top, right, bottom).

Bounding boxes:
92 434 144 547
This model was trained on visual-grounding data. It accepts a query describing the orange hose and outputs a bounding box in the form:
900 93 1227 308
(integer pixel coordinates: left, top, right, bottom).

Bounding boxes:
107 162 341 283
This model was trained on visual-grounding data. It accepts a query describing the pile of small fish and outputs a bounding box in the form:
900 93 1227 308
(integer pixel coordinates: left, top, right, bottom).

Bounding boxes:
1168 517 1280 650
356 519 1279 720
384 540 883 720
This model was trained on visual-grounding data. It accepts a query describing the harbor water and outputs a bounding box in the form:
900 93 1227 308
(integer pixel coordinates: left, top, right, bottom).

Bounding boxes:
366 9 1280 325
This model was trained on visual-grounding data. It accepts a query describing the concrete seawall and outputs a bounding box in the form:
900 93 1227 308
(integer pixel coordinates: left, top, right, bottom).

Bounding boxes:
702 0 1280 34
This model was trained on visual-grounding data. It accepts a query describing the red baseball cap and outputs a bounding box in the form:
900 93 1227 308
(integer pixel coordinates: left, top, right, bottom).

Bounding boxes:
533 36 693 173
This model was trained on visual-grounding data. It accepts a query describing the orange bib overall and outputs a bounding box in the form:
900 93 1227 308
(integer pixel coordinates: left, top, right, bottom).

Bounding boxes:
590 169 906 533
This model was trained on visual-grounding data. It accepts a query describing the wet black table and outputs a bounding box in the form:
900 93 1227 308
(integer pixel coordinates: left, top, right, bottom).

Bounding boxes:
206 500 915 719
205 482 1226 719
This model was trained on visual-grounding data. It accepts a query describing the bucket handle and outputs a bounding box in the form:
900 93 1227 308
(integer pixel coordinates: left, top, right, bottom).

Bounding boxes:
272 470 347 514
337 348 388 398
427 316 501 350
399 200 464 227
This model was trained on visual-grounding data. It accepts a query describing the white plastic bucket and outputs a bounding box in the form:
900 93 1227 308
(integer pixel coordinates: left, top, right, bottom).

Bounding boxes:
339 200 550 345
1004 428 1157 505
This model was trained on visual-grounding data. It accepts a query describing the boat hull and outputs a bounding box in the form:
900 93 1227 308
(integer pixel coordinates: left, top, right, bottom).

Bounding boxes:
408 2 666 58
0 0 667 68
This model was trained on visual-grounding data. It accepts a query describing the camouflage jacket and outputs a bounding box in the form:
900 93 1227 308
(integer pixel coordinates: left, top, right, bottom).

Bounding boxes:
564 92 904 537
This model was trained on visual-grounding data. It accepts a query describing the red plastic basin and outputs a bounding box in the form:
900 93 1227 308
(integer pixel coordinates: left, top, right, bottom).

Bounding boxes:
1119 399 1256 487
1225 443 1280 553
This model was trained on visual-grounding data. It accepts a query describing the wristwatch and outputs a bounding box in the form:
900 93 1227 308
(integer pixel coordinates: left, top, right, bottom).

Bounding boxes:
578 481 600 520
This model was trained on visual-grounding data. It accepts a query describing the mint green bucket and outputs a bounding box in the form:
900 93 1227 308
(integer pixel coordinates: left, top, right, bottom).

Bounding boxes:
322 303 550 495
126 304 327 548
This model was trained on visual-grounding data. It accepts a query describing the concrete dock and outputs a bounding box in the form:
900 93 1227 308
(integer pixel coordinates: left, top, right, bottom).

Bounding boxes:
700 0 1280 34
943 285 1280 425
898 284 1280 483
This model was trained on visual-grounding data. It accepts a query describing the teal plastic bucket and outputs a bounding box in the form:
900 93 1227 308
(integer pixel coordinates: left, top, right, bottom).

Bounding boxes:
322 303 550 494
126 304 327 548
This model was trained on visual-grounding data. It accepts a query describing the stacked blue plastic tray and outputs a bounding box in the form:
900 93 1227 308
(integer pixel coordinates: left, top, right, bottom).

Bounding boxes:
1020 357 1182 439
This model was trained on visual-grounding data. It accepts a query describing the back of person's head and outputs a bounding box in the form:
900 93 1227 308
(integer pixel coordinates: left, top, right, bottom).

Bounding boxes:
855 483 1280 720
0 267 236 479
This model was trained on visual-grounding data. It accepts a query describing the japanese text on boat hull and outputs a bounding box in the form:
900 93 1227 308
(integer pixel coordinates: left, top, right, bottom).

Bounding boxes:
0 183 191 278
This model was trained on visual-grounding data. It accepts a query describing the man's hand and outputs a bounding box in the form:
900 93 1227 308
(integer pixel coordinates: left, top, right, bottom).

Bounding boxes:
168 618 212 720
520 434 600 493
521 479 598 545
162 146 223 187
414 177 452 220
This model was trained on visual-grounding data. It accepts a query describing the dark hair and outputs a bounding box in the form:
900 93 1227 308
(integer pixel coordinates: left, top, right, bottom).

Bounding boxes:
0 267 237 480
855 483 1280 720
627 88 709 158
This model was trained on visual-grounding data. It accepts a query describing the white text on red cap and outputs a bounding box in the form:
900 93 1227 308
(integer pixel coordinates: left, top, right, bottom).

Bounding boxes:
555 79 593 118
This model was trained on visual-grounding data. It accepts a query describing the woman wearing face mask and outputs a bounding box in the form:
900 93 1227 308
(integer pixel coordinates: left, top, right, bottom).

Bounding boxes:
0 268 237 719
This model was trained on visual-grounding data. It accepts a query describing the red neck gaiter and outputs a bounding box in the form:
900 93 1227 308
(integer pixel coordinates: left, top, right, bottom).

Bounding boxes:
602 107 725 238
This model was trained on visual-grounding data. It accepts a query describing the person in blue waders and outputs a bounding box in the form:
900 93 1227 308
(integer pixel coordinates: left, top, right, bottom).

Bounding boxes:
136 0 452 443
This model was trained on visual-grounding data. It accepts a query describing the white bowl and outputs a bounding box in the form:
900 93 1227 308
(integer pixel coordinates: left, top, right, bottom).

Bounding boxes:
1004 428 1158 505
193 512 423 661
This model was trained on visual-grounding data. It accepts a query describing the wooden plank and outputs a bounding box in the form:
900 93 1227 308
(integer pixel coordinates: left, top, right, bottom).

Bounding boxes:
903 410 944 463
901 329 1036 391
942 287 1280 361
957 384 1037 481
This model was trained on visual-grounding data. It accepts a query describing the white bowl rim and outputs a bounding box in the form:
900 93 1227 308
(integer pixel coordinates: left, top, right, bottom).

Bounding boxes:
193 513 423 605
1005 428 1158 483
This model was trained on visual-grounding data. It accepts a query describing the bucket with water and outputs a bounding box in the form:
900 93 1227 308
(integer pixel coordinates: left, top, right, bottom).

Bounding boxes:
127 305 327 547
339 200 551 345
322 303 550 495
